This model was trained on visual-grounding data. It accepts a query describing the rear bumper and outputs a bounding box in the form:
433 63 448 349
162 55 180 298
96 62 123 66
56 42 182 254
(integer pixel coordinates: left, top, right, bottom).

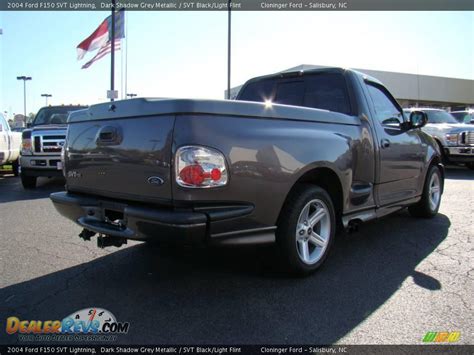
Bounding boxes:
50 192 274 246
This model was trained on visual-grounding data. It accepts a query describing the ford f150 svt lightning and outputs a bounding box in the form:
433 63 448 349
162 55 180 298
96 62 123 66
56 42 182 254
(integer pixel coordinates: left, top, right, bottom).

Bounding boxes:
51 68 444 274
20 105 86 188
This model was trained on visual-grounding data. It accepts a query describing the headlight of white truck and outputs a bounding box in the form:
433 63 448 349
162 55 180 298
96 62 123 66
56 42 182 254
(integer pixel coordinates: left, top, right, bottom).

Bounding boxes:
445 133 459 146
60 143 67 177
21 138 33 155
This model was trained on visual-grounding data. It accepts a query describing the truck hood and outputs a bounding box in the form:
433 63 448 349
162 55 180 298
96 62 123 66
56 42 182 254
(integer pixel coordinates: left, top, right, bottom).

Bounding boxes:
425 123 474 133
31 125 67 131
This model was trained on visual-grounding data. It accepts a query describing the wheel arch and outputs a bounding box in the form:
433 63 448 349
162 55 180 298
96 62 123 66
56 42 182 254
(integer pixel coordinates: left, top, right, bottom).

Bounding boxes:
278 167 344 227
427 155 445 194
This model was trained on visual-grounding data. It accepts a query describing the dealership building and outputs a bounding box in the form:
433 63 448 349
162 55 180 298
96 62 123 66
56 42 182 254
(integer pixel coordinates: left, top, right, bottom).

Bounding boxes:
227 65 474 111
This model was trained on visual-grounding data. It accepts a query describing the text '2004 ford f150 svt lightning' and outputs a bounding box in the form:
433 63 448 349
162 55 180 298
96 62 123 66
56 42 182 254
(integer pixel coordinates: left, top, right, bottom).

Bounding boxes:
51 67 444 274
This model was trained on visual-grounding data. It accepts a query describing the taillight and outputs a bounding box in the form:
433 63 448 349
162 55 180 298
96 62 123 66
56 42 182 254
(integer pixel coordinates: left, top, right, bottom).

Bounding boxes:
175 146 228 188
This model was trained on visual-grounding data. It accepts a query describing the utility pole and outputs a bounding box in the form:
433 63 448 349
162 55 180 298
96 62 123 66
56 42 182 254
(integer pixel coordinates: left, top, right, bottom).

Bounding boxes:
41 93 52 106
227 0 231 99
17 76 32 119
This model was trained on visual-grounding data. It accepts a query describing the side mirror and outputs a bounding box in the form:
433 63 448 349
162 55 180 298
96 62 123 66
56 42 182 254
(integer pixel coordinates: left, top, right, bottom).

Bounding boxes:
409 111 428 129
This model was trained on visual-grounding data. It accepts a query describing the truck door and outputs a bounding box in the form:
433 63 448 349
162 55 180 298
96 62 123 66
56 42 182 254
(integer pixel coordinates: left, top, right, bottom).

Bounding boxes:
0 114 10 165
364 82 424 206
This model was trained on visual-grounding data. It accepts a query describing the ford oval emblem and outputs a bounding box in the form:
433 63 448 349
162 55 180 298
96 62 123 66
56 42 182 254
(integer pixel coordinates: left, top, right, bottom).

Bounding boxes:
147 176 164 186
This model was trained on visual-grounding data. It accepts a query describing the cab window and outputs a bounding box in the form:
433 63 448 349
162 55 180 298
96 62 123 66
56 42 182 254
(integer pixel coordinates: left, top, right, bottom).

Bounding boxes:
366 83 404 125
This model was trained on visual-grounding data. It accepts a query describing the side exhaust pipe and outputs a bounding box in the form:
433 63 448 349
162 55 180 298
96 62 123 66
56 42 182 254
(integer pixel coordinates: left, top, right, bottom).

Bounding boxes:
347 219 361 233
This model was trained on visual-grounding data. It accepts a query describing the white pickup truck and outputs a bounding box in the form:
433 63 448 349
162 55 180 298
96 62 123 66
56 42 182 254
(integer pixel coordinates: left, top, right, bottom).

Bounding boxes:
0 113 21 176
404 108 474 169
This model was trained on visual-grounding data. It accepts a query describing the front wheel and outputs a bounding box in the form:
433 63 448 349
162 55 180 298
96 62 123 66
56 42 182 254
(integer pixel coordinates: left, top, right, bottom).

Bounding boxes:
408 165 443 218
21 174 37 189
276 184 336 275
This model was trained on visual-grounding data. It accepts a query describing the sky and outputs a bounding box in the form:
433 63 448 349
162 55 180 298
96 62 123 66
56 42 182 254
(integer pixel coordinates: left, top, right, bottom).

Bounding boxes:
0 10 473 117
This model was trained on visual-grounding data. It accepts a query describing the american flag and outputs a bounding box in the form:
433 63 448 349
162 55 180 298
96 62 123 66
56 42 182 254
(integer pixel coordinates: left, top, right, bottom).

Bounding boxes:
81 40 121 69
77 9 124 69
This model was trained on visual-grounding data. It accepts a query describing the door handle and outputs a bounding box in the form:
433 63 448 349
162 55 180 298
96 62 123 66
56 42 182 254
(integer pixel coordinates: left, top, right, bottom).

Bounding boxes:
381 139 391 149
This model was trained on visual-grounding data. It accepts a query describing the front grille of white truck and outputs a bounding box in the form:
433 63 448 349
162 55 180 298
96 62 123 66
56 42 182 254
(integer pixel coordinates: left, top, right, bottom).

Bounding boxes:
32 134 66 154
464 131 474 146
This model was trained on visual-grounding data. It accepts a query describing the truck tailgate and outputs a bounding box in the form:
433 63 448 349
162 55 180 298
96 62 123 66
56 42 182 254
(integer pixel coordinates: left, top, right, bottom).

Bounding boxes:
65 113 174 204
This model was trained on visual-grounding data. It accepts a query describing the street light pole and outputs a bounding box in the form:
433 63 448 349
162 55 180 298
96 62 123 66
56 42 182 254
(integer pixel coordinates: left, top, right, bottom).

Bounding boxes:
227 0 231 99
41 94 52 106
17 76 32 119
126 93 137 99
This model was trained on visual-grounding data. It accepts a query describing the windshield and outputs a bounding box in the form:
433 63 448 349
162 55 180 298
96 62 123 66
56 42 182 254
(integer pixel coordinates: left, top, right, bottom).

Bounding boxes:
451 112 473 124
32 106 85 126
425 110 458 124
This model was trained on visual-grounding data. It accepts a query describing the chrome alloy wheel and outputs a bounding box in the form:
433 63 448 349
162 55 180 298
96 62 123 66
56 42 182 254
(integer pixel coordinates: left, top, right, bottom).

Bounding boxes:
295 199 331 265
429 172 441 211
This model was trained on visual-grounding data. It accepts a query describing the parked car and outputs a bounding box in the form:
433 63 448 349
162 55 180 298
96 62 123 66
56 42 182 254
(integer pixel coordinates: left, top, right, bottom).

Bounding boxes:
0 112 21 176
404 108 474 169
51 67 444 274
450 110 474 124
20 105 86 189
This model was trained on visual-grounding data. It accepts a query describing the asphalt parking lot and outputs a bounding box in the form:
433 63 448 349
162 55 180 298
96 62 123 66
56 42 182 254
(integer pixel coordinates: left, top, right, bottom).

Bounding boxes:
0 168 472 345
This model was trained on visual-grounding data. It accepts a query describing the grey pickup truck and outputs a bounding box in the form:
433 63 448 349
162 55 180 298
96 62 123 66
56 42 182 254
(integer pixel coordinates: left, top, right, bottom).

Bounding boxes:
51 67 444 274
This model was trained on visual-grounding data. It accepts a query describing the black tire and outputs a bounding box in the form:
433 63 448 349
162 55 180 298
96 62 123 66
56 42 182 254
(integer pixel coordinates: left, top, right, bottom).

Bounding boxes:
12 159 19 177
21 174 37 189
466 163 474 170
276 184 336 275
408 165 443 218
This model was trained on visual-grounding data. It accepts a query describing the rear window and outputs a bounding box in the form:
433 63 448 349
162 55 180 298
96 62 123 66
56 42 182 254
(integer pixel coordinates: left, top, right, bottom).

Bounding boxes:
238 73 351 115
275 81 305 106
238 78 277 102
304 73 351 114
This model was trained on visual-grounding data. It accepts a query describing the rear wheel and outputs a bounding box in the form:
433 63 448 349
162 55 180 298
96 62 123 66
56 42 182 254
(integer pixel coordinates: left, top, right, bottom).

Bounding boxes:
408 165 442 218
276 184 336 275
12 159 19 177
21 174 37 189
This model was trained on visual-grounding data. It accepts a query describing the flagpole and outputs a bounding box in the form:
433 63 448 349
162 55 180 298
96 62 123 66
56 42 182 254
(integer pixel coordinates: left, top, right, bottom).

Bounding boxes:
110 0 116 102
124 10 128 99
121 38 124 99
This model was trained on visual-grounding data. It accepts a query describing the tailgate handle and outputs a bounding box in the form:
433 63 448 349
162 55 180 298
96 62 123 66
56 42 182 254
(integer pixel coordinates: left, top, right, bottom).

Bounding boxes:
97 126 122 146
